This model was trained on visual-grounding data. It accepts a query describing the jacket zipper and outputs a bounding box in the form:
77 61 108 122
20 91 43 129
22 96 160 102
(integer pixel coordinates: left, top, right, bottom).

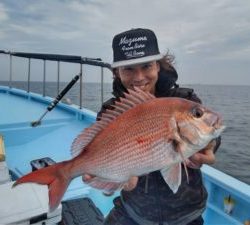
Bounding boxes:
154 172 163 225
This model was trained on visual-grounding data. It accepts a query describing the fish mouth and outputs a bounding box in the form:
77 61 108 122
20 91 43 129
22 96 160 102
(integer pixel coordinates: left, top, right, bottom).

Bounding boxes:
204 113 225 137
212 117 226 136
215 124 226 135
213 117 223 129
208 112 224 130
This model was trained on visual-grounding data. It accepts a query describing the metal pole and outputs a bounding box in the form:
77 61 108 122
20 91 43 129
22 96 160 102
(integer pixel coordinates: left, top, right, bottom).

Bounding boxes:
79 64 83 109
101 67 104 104
27 58 31 92
43 60 46 97
9 55 12 88
57 61 60 95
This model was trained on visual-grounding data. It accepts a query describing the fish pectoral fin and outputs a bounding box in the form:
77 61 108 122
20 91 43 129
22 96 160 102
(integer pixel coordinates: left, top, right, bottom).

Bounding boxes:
82 175 125 193
160 163 182 194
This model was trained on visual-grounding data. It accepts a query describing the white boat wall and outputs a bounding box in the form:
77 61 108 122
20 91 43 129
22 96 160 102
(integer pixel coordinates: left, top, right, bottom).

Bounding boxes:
0 51 249 225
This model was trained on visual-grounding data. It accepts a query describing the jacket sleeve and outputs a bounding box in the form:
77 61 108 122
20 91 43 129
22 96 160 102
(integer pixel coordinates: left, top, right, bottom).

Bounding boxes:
188 91 202 104
178 88 202 104
167 87 202 104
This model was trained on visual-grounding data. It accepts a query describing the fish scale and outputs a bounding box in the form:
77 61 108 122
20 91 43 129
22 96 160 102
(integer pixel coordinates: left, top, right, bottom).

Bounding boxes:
81 126 174 180
86 121 166 165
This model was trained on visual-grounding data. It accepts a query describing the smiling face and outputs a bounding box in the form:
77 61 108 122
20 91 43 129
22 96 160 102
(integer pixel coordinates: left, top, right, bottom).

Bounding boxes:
116 61 160 94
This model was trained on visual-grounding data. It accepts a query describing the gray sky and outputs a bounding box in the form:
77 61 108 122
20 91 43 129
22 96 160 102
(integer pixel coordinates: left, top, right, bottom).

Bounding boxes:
0 0 250 85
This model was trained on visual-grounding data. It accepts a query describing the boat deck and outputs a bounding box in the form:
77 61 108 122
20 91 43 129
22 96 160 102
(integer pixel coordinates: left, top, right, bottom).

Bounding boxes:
0 86 116 217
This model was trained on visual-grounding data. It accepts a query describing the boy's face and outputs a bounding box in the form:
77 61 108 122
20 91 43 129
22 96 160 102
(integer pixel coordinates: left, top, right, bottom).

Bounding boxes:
117 61 160 94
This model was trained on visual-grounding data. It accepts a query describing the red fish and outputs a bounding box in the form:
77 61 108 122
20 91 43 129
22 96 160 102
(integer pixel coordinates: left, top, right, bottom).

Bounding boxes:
13 88 224 211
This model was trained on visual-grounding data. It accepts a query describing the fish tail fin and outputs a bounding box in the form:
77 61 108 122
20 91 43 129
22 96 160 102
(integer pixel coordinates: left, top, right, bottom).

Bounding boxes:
13 161 71 211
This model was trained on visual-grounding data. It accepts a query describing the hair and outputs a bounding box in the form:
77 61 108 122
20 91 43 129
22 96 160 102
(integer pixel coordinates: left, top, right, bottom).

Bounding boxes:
112 52 176 97
158 51 175 71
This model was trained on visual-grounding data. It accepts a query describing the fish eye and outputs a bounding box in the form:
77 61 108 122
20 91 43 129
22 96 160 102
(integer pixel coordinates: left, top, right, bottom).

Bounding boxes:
192 107 204 118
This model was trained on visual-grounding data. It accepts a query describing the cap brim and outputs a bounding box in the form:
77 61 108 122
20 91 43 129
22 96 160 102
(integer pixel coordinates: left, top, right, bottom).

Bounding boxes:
111 54 163 68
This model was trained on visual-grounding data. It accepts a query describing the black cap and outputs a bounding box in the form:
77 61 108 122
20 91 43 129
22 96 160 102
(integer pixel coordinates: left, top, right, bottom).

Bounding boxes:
111 28 163 68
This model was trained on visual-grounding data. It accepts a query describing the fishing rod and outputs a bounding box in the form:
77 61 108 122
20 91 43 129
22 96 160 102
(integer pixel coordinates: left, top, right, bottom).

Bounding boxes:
31 74 80 127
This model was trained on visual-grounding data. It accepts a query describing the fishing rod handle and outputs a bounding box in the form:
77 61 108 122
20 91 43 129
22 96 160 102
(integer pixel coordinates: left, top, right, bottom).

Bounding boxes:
47 74 80 111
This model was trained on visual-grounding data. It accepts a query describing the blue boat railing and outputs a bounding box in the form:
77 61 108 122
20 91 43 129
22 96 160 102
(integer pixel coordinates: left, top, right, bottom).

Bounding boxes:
0 50 111 108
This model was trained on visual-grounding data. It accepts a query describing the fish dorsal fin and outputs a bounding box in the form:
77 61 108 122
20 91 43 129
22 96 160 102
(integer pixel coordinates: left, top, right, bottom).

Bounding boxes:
71 87 155 157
